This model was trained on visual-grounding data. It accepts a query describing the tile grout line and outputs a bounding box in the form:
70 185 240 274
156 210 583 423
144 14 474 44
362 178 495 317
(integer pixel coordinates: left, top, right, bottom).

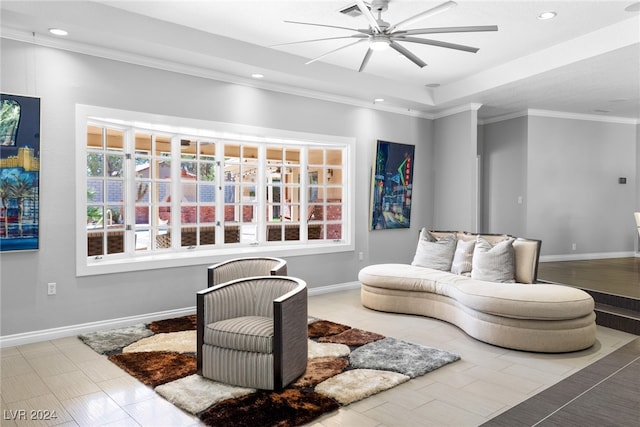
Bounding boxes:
531 355 640 427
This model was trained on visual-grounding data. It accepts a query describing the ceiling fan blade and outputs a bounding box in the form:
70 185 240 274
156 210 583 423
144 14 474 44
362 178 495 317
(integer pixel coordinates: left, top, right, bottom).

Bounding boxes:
396 36 479 53
284 20 369 34
305 39 368 65
358 49 374 72
388 1 458 32
397 25 498 36
389 41 427 68
270 34 368 48
355 0 382 34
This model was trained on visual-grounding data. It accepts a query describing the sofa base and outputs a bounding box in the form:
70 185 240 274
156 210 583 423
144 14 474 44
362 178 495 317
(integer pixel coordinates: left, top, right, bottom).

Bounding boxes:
361 284 597 353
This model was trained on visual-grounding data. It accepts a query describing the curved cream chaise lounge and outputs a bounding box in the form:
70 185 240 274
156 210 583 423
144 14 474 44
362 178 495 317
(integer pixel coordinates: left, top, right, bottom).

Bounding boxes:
359 232 597 353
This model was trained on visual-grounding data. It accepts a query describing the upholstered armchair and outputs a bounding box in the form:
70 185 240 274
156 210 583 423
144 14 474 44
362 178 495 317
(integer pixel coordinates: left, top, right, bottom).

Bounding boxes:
207 256 287 287
196 276 308 390
635 212 640 238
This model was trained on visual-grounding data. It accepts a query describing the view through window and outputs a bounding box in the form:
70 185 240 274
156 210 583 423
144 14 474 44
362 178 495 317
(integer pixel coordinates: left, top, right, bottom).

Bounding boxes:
81 113 350 273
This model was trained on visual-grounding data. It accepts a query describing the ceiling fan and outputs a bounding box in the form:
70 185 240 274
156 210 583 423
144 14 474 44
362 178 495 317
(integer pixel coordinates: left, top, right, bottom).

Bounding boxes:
273 0 498 72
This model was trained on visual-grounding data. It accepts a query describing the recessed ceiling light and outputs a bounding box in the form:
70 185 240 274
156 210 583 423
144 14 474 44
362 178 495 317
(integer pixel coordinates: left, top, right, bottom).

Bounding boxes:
251 73 264 79
374 98 385 103
48 28 68 36
537 11 557 20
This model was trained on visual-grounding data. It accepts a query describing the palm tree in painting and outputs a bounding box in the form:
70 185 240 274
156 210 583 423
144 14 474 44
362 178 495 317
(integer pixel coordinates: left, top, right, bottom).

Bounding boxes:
0 170 16 237
8 172 34 235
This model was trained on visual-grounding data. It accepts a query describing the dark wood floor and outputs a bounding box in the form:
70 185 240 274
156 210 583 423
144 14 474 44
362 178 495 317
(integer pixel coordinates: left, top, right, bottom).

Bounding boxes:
484 257 640 426
482 337 640 427
538 257 640 299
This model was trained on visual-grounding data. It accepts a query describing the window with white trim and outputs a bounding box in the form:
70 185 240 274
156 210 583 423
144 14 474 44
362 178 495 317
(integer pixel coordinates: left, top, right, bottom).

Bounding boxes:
78 106 353 275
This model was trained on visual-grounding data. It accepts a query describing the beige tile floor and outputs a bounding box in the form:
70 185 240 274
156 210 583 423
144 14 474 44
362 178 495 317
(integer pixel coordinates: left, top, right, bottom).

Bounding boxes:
1 289 637 427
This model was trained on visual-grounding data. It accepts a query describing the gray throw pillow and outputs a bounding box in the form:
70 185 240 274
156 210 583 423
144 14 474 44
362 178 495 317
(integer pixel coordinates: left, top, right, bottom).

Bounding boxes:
451 238 475 275
471 236 516 283
411 229 457 271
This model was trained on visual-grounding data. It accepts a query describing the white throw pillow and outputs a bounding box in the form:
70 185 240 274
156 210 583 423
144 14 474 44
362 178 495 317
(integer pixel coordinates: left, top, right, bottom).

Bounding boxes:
471 236 516 283
411 229 457 271
451 238 475 275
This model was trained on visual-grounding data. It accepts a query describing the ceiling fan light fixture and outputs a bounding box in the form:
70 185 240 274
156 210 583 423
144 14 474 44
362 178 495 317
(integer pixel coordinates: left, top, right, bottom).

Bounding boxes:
282 1 497 72
369 35 390 51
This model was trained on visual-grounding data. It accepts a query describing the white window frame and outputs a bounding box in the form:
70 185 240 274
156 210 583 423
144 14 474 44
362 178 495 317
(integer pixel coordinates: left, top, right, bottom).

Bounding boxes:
75 104 355 277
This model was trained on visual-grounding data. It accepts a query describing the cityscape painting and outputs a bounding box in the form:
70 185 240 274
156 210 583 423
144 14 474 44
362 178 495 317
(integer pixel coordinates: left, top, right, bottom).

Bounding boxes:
0 93 41 251
370 140 415 230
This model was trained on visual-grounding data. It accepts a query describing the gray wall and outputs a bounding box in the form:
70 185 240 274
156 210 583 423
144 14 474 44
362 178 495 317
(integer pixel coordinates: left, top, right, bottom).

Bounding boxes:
480 117 528 237
2 37 638 338
482 115 637 257
0 39 433 336
432 110 480 232
637 123 640 252
527 116 637 256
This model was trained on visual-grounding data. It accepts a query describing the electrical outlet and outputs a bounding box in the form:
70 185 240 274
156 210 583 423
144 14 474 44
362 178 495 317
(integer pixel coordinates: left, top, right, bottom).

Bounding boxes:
571 243 577 251
47 282 56 295
358 252 364 261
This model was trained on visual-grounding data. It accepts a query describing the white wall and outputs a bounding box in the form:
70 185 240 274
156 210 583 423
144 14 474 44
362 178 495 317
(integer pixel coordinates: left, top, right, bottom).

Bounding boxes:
527 115 637 256
0 39 433 336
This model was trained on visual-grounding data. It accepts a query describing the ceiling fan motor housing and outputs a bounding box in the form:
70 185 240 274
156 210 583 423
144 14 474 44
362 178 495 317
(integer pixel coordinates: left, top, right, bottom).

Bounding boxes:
371 0 389 12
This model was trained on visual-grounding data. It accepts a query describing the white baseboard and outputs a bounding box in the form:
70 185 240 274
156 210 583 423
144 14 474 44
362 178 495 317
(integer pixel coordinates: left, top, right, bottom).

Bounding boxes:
308 281 360 296
540 251 635 262
0 307 196 349
0 282 361 348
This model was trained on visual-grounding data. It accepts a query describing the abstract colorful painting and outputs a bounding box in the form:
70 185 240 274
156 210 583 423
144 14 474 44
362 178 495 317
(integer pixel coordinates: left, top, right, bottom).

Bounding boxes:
0 93 41 251
370 140 414 230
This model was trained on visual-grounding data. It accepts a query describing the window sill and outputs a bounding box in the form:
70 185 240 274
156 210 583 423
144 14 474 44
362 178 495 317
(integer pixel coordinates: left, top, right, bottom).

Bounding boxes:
76 241 354 277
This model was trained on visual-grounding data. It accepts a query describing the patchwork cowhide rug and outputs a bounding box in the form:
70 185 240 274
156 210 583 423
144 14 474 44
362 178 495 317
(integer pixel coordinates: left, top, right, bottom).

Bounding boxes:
78 314 460 426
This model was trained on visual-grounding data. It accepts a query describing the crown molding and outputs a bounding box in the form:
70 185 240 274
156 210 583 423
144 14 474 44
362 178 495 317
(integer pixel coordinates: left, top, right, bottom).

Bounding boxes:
4 29 636 125
478 110 529 125
432 103 483 120
527 109 639 125
1 28 432 120
479 108 639 126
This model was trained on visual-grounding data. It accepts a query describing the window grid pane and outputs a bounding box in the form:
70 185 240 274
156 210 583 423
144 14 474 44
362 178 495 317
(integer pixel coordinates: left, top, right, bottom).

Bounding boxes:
85 123 348 261
307 147 343 240
180 140 216 247
135 133 173 252
86 126 126 256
